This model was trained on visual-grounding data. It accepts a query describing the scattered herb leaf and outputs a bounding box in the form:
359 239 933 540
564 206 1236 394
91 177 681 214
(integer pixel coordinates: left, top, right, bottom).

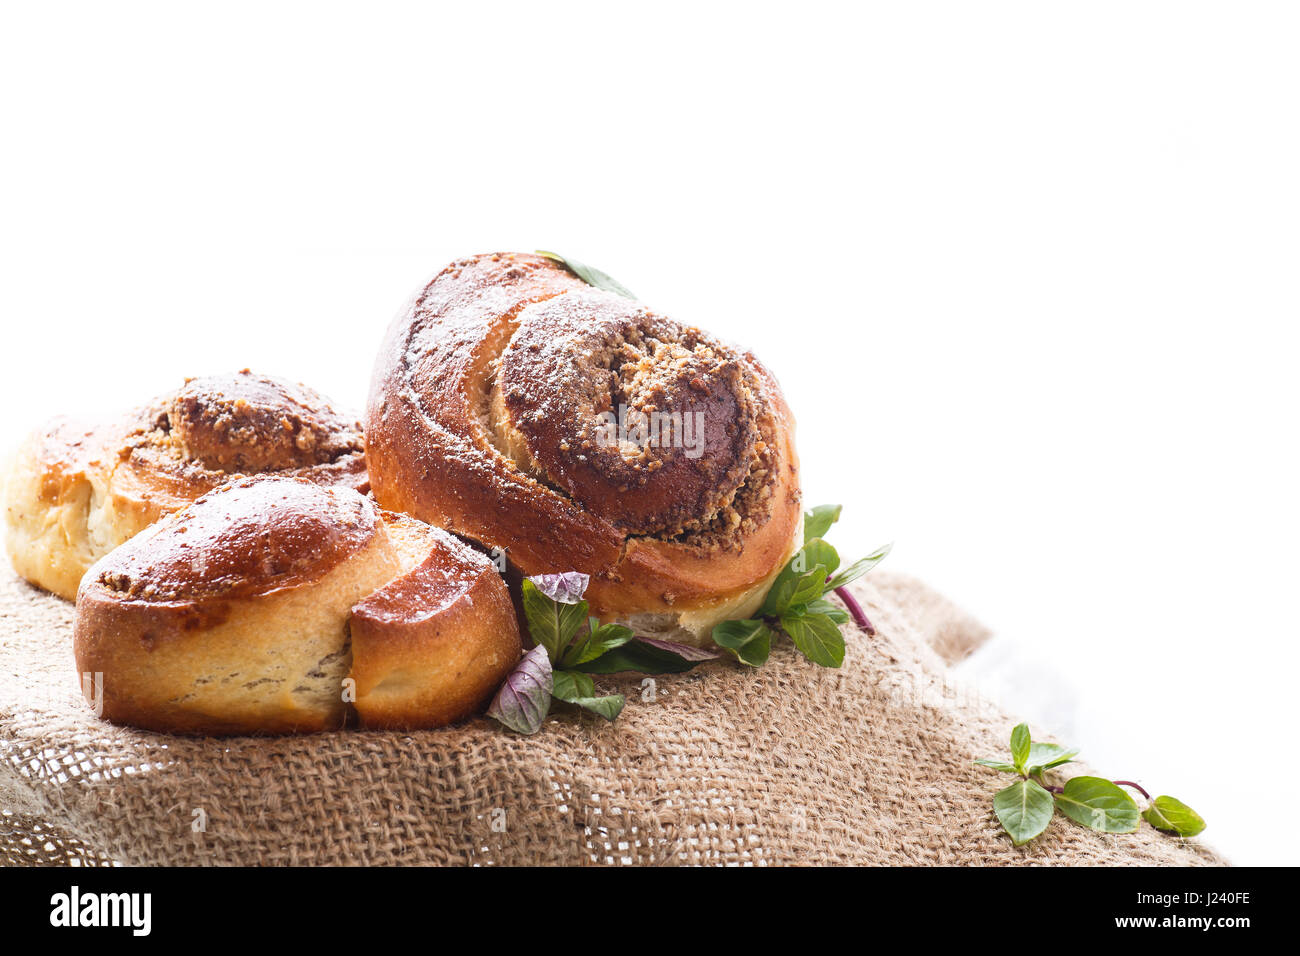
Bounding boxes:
529 571 590 604
1143 795 1207 838
575 637 713 674
1054 777 1141 834
492 504 888 733
536 250 635 298
520 578 588 663
1010 723 1032 773
560 620 634 669
712 619 773 666
551 669 595 701
993 779 1056 846
974 758 1022 773
491 574 717 732
719 504 890 668
976 725 1205 846
803 504 842 543
780 611 846 668
486 645 553 735
1026 742 1079 774
826 543 892 591
563 695 626 721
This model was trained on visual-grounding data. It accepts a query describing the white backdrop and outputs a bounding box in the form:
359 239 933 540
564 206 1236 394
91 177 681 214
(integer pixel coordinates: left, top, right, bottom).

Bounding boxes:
2 2 1296 865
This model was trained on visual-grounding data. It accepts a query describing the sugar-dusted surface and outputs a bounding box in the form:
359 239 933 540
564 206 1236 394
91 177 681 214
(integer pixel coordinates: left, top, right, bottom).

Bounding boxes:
364 252 804 635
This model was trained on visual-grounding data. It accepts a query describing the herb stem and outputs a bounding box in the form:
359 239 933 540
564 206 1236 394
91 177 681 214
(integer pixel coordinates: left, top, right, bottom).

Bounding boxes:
1113 780 1151 800
1032 774 1063 794
833 585 876 635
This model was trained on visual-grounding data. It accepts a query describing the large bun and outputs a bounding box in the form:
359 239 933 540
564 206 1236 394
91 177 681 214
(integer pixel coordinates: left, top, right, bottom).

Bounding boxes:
73 476 521 735
5 370 367 600
366 253 802 644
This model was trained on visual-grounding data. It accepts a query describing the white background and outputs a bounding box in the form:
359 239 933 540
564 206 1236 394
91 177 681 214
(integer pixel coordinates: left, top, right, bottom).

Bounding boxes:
2 3 1296 865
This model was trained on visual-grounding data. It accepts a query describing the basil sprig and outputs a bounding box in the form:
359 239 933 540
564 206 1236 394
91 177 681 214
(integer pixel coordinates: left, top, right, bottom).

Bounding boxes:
536 250 635 299
711 504 891 668
487 572 718 734
489 504 889 733
978 723 1206 845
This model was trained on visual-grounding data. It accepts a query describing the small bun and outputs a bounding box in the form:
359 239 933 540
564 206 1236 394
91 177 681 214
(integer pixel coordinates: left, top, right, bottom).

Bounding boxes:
349 514 522 730
164 372 363 474
5 371 367 600
74 477 521 735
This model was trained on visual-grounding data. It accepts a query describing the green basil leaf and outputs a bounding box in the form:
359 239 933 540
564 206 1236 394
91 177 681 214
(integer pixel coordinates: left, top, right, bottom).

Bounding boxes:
993 779 1055 846
759 528 841 615
781 612 846 668
563 694 626 722
787 564 830 610
759 558 803 616
712 619 773 667
1010 723 1032 772
521 578 588 664
803 504 842 543
1026 743 1079 774
575 638 709 674
800 538 841 577
1054 776 1141 834
805 598 849 624
551 669 596 702
486 645 553 735
560 621 635 669
1143 795 1207 838
975 758 1021 773
536 250 635 299
825 542 892 591
552 668 625 721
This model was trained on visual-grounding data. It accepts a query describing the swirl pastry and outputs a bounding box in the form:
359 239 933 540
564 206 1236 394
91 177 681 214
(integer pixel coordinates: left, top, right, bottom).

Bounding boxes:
366 252 802 644
4 370 367 600
74 476 522 734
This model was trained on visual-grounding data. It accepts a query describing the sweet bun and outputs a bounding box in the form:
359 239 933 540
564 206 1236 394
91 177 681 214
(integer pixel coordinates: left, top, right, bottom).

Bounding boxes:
73 476 521 735
348 511 524 730
366 252 802 645
5 370 367 600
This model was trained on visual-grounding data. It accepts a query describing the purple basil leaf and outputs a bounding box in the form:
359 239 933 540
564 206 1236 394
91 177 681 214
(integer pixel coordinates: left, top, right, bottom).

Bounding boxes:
487 645 553 734
527 572 590 605
576 636 719 674
636 637 721 662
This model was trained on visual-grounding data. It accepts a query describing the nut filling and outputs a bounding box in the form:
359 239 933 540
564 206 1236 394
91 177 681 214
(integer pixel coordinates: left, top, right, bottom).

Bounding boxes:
125 370 365 479
492 287 778 551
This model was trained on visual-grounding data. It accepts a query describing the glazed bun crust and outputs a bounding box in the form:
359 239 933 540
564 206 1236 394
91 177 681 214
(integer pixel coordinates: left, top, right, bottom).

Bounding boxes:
5 371 367 601
349 514 522 730
366 253 802 643
4 418 111 603
73 477 521 735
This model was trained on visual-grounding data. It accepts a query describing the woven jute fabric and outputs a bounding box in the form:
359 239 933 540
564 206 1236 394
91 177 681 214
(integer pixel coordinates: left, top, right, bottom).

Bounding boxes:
0 565 1222 866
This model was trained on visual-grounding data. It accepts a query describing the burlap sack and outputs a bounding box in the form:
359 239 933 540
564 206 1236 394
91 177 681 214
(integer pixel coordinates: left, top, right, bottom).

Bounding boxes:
0 565 1222 866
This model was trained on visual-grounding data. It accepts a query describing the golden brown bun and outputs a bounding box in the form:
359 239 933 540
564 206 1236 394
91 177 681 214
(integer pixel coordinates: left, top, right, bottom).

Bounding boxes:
349 513 522 730
5 370 367 601
73 476 522 735
365 253 802 644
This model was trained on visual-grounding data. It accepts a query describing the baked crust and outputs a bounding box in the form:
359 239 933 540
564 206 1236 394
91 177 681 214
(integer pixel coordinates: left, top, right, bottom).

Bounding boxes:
366 252 802 643
350 514 522 730
73 477 521 735
5 370 367 601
